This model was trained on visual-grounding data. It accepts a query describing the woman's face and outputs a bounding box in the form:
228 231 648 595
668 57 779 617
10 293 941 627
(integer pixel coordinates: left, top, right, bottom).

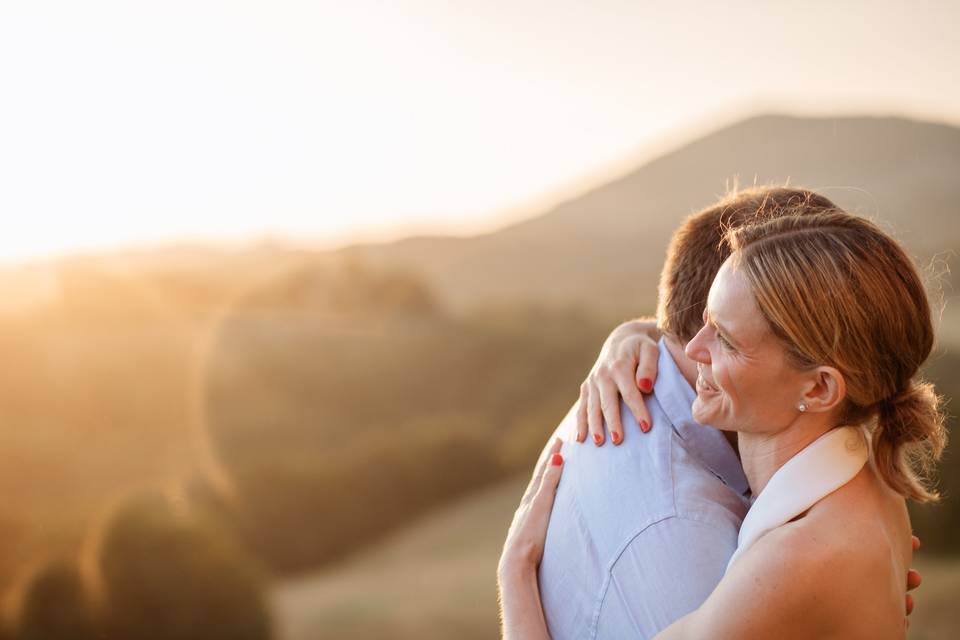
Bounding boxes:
684 259 809 434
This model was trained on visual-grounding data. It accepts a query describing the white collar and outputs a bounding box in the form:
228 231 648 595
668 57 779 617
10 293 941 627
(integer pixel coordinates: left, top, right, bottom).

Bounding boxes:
725 425 868 572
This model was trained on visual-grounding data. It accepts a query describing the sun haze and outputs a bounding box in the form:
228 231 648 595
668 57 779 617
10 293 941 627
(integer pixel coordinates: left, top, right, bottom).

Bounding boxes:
1 0 958 261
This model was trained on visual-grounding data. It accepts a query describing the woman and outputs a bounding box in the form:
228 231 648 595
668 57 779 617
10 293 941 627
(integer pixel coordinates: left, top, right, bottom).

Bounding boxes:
498 209 946 638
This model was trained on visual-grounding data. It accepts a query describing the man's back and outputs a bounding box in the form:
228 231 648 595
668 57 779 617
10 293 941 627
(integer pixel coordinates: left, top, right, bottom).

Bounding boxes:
538 341 749 639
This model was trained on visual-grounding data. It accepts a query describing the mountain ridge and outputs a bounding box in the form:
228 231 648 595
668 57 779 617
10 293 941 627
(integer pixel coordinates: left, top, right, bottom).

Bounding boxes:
337 113 960 316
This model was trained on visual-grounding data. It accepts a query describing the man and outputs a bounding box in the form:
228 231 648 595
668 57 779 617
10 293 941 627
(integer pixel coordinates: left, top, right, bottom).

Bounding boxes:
536 187 841 638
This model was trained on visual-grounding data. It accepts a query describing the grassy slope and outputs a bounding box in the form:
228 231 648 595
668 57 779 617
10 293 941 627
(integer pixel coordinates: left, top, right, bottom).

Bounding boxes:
271 474 960 640
271 475 527 640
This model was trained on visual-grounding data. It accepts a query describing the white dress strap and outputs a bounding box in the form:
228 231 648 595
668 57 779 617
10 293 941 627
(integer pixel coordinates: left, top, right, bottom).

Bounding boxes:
725 426 868 572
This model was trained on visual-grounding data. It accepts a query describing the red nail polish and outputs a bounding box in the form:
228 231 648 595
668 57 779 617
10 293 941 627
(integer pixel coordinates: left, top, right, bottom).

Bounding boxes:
640 420 650 433
639 378 653 393
611 432 622 445
593 433 603 445
551 453 563 466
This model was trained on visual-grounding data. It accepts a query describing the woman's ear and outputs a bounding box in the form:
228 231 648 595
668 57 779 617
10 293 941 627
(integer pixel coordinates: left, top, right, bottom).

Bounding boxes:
801 366 846 414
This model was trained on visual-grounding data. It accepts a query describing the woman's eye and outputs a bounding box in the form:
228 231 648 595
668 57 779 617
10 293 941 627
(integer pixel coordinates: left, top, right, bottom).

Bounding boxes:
717 332 734 350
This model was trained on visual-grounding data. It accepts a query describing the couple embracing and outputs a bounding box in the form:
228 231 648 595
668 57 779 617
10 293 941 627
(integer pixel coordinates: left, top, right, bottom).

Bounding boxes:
497 187 945 639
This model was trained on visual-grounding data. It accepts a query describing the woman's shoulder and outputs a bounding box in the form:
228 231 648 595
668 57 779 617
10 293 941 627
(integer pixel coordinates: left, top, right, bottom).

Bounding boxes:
676 468 910 639
808 464 911 548
787 465 909 562
674 514 875 638
759 468 911 629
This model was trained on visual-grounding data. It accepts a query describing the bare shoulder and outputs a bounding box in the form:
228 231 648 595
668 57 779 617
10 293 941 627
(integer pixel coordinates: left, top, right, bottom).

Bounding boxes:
660 476 909 640
659 525 854 639
804 465 912 570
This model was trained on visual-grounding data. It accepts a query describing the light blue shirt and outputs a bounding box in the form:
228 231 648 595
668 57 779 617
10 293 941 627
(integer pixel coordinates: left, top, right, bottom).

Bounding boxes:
539 339 750 639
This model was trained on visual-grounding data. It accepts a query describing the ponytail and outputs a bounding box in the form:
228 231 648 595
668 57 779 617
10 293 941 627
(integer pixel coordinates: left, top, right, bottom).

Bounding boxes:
872 379 947 503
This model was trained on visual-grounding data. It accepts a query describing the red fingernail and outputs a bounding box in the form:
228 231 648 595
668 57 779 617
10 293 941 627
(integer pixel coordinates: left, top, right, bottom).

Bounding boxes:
640 420 650 433
551 453 563 466
639 378 653 393
593 433 603 446
576 431 586 443
611 432 622 445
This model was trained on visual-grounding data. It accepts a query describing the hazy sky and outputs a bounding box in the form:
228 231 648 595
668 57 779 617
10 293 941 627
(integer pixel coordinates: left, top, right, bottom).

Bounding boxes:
1 0 958 260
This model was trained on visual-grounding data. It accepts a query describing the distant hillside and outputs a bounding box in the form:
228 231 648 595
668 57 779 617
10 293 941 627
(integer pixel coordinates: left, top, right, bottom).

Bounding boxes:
340 115 960 317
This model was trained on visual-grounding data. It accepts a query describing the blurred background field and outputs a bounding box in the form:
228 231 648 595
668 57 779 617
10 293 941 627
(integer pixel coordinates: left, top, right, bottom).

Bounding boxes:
0 112 957 638
271 475 960 640
1 1 959 638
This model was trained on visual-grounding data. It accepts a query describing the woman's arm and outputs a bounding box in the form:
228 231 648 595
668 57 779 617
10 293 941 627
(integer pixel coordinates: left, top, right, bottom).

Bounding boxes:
497 437 565 640
498 567 550 640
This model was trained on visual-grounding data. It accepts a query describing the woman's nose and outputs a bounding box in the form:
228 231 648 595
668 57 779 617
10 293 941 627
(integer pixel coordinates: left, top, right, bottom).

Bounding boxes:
685 324 711 365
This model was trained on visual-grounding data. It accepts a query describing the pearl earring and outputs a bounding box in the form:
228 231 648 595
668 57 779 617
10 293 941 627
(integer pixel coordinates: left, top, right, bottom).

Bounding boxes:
798 402 807 413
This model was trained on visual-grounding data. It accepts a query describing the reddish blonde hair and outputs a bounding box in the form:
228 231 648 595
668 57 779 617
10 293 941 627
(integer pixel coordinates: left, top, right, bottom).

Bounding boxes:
727 212 946 502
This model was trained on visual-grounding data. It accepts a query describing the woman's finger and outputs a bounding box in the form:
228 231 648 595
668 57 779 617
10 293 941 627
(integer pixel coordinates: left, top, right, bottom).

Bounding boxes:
912 535 921 552
613 366 651 435
532 448 564 517
587 383 605 446
599 378 623 445
634 336 660 391
633 338 660 433
575 388 588 443
907 568 921 590
523 437 561 502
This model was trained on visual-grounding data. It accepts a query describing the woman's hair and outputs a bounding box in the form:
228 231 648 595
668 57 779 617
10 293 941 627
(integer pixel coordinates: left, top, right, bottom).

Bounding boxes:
726 210 947 502
657 186 838 343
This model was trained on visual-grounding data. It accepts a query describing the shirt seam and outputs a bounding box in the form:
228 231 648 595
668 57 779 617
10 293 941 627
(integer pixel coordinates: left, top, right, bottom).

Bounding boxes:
589 430 676 639
590 510 743 639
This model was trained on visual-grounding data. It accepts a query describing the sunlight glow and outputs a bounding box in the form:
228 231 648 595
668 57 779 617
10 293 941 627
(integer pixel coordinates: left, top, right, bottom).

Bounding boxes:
1 0 958 261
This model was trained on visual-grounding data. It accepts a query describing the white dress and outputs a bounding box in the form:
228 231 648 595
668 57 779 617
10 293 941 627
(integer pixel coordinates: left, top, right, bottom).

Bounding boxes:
725 425 869 572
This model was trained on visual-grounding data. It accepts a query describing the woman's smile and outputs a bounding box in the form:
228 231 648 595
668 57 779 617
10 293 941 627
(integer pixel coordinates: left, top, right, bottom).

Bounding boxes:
695 368 720 396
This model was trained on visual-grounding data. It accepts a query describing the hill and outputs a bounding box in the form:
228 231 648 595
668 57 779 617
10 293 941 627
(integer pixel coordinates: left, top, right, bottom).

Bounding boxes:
340 115 960 317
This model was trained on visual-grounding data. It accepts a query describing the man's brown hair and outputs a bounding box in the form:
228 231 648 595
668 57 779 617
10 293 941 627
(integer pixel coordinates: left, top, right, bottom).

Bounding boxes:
656 186 839 343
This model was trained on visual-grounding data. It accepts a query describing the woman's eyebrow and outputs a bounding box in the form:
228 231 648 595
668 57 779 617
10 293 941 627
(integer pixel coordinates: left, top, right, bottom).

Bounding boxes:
707 311 740 346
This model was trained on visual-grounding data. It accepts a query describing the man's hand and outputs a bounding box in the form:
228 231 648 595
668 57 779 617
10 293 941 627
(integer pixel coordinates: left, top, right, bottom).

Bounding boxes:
576 318 661 446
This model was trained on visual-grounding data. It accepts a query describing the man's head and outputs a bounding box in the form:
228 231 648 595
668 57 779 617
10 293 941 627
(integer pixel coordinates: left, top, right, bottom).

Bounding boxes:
656 186 839 344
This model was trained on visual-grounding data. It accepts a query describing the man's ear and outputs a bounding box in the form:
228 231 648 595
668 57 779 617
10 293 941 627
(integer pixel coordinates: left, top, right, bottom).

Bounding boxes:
801 366 846 414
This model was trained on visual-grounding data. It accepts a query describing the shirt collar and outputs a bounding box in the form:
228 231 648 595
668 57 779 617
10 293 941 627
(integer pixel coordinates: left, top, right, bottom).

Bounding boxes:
655 337 750 496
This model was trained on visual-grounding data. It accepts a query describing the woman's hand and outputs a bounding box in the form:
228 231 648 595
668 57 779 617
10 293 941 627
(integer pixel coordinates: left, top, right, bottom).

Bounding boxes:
499 437 565 576
576 318 662 446
906 534 922 625
497 438 565 640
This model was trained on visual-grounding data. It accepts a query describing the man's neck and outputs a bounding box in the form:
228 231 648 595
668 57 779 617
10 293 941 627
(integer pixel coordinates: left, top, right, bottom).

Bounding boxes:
664 336 698 388
663 335 739 452
737 417 834 496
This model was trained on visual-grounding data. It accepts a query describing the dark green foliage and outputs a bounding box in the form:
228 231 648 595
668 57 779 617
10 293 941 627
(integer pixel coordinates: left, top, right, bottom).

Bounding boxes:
16 561 97 640
96 492 272 640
